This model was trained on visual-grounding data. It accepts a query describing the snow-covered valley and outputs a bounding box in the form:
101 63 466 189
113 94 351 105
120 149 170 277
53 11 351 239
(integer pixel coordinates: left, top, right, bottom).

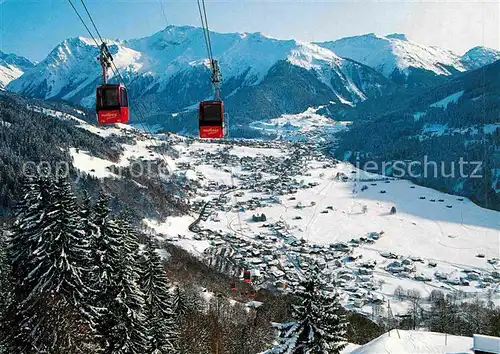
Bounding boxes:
66 117 500 322
3 1 500 349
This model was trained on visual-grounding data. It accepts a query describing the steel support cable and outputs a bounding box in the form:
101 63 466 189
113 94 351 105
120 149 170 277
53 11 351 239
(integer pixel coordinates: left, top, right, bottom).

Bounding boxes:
77 0 175 172
197 0 220 98
79 0 105 43
67 0 101 48
196 0 213 66
201 0 215 63
68 0 148 136
68 1 158 155
158 0 169 28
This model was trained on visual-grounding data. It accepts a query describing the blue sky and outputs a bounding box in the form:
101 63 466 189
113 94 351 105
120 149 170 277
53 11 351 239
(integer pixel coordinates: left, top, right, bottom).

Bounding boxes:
1 0 498 62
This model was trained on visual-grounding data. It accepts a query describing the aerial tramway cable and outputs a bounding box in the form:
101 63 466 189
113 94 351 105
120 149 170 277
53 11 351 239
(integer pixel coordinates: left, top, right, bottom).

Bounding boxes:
72 1 157 132
196 0 221 92
68 0 300 288
67 0 100 48
78 0 105 43
158 0 169 28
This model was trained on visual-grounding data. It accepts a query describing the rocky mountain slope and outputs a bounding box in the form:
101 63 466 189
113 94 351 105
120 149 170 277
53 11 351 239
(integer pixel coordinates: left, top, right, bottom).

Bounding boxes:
0 51 34 88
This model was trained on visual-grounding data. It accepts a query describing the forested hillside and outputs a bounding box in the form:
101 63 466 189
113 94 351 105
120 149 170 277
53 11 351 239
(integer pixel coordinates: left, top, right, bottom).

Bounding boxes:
0 91 188 219
334 60 500 210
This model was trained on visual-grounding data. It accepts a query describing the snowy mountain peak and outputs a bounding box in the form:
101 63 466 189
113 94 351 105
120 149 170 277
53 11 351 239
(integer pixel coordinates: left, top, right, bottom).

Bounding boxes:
8 26 379 106
7 36 141 102
317 33 465 81
287 42 342 70
386 33 408 41
460 45 500 70
0 50 34 68
0 50 34 88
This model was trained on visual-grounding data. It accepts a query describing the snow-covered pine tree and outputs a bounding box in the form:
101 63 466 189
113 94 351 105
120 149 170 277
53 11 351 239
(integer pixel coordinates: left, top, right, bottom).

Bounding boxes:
79 191 97 289
90 192 147 353
80 191 93 236
270 267 347 354
112 217 148 354
89 192 123 294
4 174 53 351
0 227 12 354
9 174 53 297
138 239 179 353
88 191 124 352
6 174 95 353
172 285 189 323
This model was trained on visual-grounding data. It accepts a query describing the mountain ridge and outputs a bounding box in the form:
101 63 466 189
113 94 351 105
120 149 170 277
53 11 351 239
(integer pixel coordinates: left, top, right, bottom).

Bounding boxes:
7 26 394 135
316 33 500 85
5 26 500 136
334 59 500 210
0 50 34 88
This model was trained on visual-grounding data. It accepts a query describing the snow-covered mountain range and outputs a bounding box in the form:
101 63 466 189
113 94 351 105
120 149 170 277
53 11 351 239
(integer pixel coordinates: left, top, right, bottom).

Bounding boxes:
0 51 34 89
317 33 500 84
5 26 500 134
7 26 391 111
460 45 500 70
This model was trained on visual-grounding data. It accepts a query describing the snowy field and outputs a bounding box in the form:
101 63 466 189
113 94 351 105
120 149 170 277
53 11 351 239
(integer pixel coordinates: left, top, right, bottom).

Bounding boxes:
197 147 498 313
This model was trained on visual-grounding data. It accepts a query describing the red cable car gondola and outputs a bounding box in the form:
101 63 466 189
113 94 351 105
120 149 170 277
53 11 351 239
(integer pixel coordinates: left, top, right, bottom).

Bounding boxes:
199 100 224 139
95 43 129 125
230 281 237 291
243 270 252 283
96 84 129 124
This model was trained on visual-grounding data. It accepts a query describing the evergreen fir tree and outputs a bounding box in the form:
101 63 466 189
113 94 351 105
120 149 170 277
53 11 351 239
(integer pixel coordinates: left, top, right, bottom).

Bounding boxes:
79 191 97 296
4 174 53 352
138 239 179 353
79 191 93 238
0 228 12 354
91 192 147 353
271 268 347 354
6 174 95 353
112 218 148 354
89 192 123 296
172 285 189 323
9 174 53 298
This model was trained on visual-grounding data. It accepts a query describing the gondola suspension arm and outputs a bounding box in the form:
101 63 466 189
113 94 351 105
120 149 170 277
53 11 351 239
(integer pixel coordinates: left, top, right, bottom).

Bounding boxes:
197 0 221 99
211 59 221 100
98 43 113 84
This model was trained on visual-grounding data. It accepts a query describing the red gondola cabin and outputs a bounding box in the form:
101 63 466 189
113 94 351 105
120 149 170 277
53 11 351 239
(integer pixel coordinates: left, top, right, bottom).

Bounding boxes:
96 84 129 124
243 270 251 283
199 100 224 139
